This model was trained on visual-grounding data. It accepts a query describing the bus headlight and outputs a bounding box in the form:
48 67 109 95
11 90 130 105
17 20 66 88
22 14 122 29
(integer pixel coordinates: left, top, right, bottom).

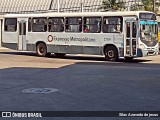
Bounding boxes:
139 44 145 49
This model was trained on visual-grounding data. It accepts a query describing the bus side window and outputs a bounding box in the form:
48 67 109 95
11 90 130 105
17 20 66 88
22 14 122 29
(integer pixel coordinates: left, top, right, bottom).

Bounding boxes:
83 17 101 33
132 22 137 38
4 18 17 32
32 17 47 32
83 18 89 32
28 18 32 32
103 18 109 33
65 17 82 32
126 22 130 37
103 17 122 33
48 17 64 32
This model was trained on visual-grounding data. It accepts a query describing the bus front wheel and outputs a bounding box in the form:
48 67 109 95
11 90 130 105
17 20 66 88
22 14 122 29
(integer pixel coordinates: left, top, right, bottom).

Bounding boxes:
36 43 48 57
104 46 118 61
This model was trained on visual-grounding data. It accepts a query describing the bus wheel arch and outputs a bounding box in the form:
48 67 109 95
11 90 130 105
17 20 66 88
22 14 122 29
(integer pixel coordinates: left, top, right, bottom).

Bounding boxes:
36 41 50 57
103 44 119 61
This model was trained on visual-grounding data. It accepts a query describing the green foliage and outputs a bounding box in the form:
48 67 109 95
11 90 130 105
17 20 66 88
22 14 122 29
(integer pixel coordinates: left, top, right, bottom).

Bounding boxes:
142 0 153 11
101 0 126 11
144 0 159 13
101 0 159 13
130 0 151 11
130 4 143 11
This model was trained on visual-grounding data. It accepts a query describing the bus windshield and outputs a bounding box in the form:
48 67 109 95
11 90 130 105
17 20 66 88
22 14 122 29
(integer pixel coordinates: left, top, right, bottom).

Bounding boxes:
140 20 158 42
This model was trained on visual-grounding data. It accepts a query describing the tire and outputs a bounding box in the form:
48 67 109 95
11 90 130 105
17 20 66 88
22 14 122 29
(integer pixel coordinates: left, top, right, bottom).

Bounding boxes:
36 43 47 57
54 53 66 57
104 46 118 61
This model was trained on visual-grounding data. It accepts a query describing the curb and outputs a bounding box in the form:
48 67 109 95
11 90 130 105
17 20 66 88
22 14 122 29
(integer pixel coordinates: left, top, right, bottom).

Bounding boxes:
0 47 9 50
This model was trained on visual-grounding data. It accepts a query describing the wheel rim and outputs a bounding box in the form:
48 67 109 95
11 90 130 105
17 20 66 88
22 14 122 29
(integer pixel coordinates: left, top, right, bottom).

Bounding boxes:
108 50 114 58
105 46 118 61
37 45 46 56
39 47 44 54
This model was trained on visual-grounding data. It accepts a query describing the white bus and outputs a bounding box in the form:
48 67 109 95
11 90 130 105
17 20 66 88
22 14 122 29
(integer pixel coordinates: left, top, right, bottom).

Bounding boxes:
0 11 159 61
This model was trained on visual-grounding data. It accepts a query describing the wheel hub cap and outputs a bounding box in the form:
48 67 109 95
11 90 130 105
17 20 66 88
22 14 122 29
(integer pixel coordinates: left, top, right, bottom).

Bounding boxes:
40 47 44 53
108 50 114 58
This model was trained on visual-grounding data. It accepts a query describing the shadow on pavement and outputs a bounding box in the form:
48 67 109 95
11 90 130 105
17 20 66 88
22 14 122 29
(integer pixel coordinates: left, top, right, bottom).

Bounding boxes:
0 51 152 63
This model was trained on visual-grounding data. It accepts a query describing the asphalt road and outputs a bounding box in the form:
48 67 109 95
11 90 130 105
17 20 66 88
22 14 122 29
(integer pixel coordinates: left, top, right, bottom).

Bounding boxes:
0 48 160 120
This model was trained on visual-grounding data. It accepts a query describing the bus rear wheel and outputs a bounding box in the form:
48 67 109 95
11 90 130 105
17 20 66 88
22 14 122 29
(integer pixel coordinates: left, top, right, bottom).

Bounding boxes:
104 46 118 61
36 43 48 57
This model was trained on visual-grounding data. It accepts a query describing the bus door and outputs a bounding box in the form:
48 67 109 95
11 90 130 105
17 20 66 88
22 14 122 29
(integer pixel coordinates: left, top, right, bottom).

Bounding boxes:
124 19 138 57
0 19 2 47
18 19 27 50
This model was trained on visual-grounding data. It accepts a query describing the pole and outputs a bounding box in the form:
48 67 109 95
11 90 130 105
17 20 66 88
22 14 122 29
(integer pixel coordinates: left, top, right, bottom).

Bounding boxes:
49 0 53 10
81 3 84 12
58 0 60 13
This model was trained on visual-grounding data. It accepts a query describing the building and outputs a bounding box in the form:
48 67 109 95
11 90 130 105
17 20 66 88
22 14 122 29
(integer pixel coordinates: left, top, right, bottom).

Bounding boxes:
0 0 159 14
0 0 102 14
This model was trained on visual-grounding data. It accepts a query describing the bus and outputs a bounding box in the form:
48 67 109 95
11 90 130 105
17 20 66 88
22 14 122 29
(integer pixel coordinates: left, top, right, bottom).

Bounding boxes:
0 11 159 61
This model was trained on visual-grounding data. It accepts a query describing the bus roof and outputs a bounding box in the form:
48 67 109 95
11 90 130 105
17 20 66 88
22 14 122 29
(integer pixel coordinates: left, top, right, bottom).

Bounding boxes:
2 11 155 18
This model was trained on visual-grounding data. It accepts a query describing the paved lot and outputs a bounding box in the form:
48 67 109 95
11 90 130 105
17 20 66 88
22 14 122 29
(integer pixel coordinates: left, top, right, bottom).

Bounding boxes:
0 48 160 120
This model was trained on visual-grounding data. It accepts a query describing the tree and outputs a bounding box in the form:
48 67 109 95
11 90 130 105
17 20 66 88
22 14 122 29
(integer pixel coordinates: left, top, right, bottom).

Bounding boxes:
130 3 143 11
130 0 159 13
142 0 153 11
100 0 126 11
100 0 159 13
